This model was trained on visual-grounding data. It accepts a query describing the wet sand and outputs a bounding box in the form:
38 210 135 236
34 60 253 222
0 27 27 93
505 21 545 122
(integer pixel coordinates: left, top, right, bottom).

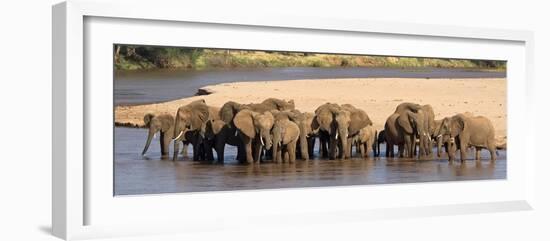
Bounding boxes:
115 78 507 144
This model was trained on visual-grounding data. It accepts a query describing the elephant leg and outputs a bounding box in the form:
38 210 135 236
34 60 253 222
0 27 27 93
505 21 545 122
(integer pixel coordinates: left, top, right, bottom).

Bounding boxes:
329 136 337 160
403 135 412 158
283 145 290 163
321 135 329 158
275 144 283 163
214 138 225 163
365 142 371 158
181 143 188 157
358 142 365 158
253 141 262 163
308 137 315 157
237 143 246 163
203 140 214 162
475 147 481 161
243 137 254 164
345 137 353 158
398 144 404 158
488 141 497 162
288 140 297 163
459 142 468 163
192 142 201 161
161 132 170 157
172 140 180 161
385 140 391 157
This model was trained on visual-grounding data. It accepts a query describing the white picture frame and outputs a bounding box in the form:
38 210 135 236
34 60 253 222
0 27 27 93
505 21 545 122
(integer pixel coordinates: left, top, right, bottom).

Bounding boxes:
52 0 535 240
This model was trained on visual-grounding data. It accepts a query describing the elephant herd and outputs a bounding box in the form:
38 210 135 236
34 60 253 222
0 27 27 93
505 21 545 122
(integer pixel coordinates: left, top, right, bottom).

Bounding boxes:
141 98 498 164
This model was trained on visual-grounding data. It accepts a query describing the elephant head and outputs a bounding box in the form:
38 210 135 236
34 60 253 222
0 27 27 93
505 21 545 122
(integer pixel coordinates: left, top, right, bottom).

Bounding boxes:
397 109 428 157
271 118 301 163
337 104 372 158
172 100 210 161
437 113 467 139
142 113 174 156
436 114 469 161
294 111 317 160
234 109 275 151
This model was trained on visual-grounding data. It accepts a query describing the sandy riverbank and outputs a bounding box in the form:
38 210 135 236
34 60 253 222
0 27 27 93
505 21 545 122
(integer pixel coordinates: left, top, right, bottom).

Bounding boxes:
115 78 506 144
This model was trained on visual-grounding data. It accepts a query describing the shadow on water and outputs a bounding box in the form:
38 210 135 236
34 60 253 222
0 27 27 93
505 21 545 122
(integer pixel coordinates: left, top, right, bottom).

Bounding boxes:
115 127 506 195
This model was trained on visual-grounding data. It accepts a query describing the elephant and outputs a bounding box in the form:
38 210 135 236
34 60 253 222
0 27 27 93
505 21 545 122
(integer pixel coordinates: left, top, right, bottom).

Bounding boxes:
436 113 497 162
272 110 318 160
314 103 372 160
314 103 343 159
141 113 191 158
384 102 429 158
271 111 301 163
292 111 318 160
409 104 436 158
204 119 244 163
233 109 275 163
218 99 291 163
352 125 377 158
172 99 211 161
432 119 444 157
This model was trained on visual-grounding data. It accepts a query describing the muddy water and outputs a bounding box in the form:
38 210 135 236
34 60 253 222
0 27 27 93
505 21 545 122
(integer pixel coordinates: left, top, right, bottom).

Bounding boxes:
114 127 506 195
114 67 505 105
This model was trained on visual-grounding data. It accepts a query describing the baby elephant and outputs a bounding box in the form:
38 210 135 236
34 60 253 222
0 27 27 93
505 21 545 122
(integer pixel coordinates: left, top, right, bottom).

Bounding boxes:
353 125 377 158
271 112 301 163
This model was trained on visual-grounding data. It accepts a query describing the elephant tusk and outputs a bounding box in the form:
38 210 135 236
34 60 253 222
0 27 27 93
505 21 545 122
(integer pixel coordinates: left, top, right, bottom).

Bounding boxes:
436 134 442 139
153 133 157 139
234 130 239 137
335 132 339 140
173 131 184 141
306 134 310 138
260 136 265 146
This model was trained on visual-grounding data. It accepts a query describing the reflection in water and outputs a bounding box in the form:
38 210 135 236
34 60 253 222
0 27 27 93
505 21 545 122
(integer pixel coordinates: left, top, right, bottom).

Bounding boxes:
115 127 506 195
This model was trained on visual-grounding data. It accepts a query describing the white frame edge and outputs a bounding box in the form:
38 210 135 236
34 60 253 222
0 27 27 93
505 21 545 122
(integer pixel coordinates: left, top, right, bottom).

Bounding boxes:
52 0 535 240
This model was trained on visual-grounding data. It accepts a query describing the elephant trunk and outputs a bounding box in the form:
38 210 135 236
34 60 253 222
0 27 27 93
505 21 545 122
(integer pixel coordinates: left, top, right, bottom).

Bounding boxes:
299 123 309 160
338 127 349 159
271 127 281 162
142 128 155 156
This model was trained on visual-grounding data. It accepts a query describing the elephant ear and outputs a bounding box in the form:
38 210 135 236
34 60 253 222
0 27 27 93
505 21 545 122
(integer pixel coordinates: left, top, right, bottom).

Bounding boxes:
160 114 174 132
234 110 256 138
311 115 320 130
451 114 466 134
348 110 371 135
189 102 210 131
143 113 154 127
220 101 242 125
398 111 414 134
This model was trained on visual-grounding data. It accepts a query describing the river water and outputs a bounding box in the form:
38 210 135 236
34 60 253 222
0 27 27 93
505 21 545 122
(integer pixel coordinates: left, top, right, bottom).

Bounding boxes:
114 67 506 196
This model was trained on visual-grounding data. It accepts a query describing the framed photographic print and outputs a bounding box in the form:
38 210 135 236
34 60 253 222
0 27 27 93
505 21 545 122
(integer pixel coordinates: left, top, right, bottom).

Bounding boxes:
52 0 535 240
